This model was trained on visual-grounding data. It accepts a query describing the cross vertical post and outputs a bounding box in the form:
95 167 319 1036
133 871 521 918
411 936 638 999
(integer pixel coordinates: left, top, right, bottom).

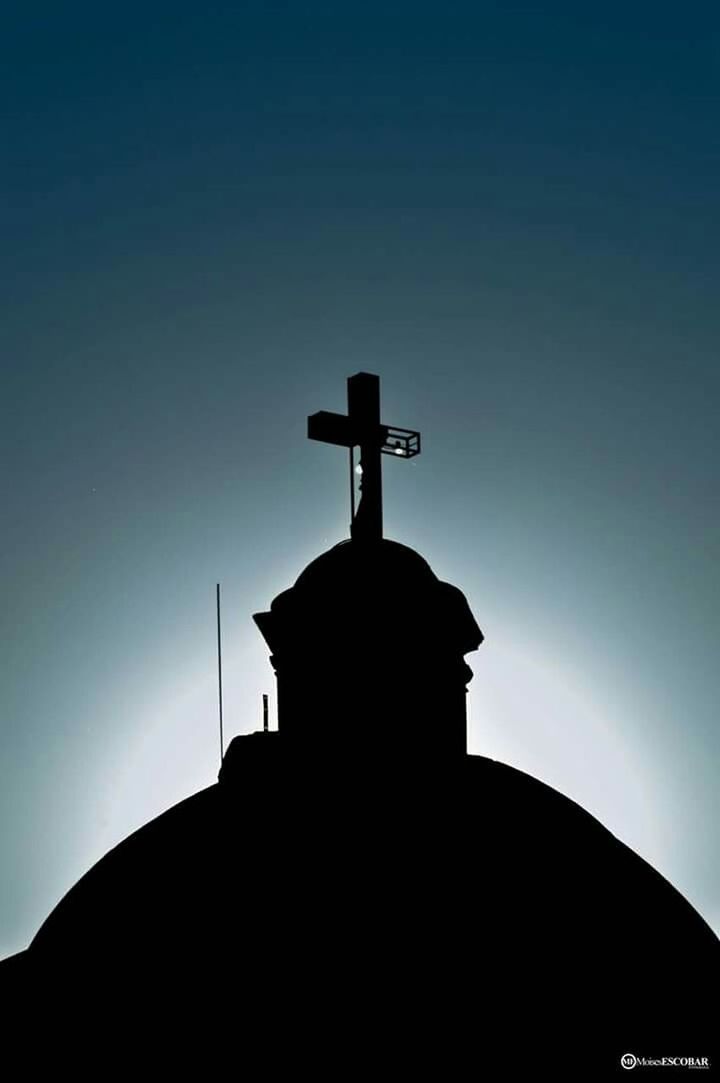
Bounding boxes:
348 372 383 541
307 372 422 542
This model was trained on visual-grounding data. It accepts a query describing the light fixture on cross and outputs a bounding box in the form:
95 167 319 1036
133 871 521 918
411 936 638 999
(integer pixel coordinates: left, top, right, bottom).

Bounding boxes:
307 372 421 541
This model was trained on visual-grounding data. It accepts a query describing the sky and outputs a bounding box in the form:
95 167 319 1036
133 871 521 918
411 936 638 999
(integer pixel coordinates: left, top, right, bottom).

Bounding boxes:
2 2 719 957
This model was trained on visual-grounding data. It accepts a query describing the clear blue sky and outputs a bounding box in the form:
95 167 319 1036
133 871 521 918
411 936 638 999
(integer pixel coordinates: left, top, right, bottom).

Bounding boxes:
2 1 719 956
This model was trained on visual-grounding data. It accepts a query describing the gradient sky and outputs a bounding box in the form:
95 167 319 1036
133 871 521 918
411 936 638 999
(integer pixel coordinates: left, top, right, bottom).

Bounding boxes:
2 2 719 957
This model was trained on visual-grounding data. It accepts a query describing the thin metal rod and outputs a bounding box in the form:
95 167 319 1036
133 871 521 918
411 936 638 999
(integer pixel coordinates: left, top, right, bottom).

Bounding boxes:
216 582 224 763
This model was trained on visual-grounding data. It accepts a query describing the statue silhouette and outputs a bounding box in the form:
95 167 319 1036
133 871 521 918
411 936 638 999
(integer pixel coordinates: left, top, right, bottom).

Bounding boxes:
2 375 717 1072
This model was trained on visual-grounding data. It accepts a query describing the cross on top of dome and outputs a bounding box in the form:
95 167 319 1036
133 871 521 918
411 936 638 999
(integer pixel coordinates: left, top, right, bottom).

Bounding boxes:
307 372 421 541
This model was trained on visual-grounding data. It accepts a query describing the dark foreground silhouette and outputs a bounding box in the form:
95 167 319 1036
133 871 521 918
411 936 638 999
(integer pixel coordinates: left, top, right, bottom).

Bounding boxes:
2 538 718 1071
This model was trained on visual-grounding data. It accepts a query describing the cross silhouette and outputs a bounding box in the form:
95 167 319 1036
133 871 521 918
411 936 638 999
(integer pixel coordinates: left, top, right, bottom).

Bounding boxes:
308 372 421 541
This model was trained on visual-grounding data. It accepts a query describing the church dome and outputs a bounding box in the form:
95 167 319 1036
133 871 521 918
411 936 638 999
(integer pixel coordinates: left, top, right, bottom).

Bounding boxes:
293 538 434 590
253 537 483 659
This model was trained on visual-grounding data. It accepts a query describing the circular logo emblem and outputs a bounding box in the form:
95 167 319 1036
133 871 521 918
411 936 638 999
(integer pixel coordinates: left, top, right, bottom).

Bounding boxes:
621 1054 637 1070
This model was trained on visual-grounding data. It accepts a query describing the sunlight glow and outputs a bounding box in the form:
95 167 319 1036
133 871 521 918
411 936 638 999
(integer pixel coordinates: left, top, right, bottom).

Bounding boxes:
467 635 662 867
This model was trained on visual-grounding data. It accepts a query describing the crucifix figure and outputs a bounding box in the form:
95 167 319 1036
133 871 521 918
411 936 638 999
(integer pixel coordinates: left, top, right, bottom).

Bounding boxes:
307 372 421 541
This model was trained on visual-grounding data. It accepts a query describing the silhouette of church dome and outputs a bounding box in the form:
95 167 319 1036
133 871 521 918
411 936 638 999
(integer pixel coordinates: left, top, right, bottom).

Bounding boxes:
4 373 718 1065
294 537 434 589
253 537 483 660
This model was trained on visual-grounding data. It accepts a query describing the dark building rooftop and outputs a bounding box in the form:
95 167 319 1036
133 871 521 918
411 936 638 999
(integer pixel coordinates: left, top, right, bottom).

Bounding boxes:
3 374 717 1067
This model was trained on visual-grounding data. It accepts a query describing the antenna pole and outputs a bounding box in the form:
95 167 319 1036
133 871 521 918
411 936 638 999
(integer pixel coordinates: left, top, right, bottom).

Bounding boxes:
216 582 224 763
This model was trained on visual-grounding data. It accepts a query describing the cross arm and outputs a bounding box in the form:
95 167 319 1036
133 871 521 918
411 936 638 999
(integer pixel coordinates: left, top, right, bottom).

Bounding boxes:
308 410 389 449
307 410 356 448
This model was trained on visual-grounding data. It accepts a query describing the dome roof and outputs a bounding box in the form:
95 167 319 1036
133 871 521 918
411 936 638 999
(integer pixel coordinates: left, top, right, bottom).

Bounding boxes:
294 538 435 590
253 537 483 658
